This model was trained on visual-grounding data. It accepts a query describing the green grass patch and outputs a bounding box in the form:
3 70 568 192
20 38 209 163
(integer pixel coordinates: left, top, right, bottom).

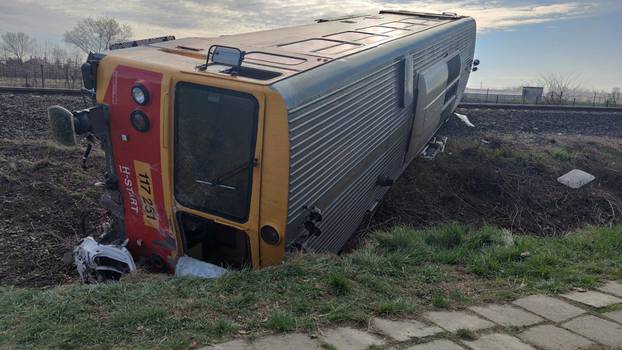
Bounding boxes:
596 303 622 313
548 147 575 161
432 291 450 309
1 224 620 349
456 328 478 340
266 311 296 332
327 271 352 296
375 298 417 315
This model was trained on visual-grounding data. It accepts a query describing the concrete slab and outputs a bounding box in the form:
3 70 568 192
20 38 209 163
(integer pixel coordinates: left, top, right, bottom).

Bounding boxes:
561 290 622 308
557 169 595 189
406 339 465 350
372 318 443 341
603 309 622 324
201 334 322 350
597 281 622 298
512 295 585 322
319 327 385 350
518 325 594 350
201 339 248 350
563 315 622 347
463 333 536 350
424 311 494 332
469 304 543 327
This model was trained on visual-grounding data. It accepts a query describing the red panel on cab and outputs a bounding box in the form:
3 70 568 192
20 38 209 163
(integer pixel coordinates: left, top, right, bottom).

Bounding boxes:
103 65 176 270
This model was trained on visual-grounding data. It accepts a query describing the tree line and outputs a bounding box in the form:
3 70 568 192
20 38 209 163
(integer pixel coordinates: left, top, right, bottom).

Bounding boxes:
1 17 131 88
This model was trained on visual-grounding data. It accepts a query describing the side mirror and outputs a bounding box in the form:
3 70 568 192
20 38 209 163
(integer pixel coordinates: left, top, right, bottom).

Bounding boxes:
81 62 95 90
48 105 77 146
209 45 245 68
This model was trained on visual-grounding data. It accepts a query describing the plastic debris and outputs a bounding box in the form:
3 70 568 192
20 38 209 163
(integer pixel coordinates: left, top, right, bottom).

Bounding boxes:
454 112 475 127
74 237 136 283
175 256 228 279
557 169 596 189
499 228 514 246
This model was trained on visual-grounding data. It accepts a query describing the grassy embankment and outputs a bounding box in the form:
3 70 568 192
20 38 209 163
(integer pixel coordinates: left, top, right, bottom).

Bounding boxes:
1 224 621 349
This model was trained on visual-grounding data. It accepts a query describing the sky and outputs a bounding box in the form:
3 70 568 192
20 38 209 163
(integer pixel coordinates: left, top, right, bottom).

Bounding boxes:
1 0 620 90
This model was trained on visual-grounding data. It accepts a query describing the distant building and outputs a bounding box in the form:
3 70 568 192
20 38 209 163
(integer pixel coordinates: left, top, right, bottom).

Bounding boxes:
522 86 544 104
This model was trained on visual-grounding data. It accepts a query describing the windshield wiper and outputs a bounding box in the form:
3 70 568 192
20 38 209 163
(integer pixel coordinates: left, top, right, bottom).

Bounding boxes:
195 180 237 190
195 159 255 191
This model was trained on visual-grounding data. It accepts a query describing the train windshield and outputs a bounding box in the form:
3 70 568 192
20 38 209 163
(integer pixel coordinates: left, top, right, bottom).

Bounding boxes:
174 82 258 222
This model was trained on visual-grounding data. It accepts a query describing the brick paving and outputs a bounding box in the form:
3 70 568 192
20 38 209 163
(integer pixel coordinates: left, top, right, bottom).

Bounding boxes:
512 295 585 322
518 325 594 350
561 290 622 308
468 304 543 327
201 281 622 350
463 333 536 350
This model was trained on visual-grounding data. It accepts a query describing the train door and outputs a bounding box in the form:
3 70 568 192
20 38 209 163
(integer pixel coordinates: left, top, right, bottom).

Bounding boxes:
172 81 265 269
404 53 461 163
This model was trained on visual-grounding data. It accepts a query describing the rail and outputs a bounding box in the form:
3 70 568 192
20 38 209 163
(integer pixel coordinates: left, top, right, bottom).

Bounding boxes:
458 102 622 113
0 86 83 96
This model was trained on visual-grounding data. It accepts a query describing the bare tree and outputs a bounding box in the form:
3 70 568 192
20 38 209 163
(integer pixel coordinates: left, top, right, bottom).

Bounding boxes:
1 32 35 62
49 44 70 64
538 73 582 105
63 17 132 54
610 87 620 106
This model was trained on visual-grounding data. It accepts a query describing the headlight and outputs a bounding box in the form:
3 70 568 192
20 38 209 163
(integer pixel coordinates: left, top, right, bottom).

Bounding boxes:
260 225 280 245
131 83 149 105
130 110 150 132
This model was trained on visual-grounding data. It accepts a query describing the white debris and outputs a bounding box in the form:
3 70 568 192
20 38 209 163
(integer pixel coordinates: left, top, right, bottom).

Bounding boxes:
499 228 514 246
557 169 596 189
74 237 136 283
455 112 475 127
175 256 228 279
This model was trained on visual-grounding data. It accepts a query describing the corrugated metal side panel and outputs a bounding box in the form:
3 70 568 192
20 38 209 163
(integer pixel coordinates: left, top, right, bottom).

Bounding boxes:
286 20 476 251
412 21 475 103
286 60 407 241
304 130 408 251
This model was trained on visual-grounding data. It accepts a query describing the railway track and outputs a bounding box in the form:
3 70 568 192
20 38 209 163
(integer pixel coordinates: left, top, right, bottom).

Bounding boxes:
0 86 83 96
2 86 621 112
459 102 622 113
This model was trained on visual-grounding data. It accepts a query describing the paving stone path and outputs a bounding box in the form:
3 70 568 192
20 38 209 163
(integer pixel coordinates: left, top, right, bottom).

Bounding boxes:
202 281 622 350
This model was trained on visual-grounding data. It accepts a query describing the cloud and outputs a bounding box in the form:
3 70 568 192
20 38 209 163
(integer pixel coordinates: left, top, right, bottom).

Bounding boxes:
454 2 597 32
0 0 609 40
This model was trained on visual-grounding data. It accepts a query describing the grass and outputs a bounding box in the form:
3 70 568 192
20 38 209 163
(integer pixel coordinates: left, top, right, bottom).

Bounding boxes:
1 224 621 349
548 147 575 162
266 311 296 332
327 271 352 296
456 328 478 340
432 291 450 309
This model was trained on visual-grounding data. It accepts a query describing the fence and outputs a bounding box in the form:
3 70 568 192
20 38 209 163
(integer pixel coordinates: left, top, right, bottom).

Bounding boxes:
0 59 83 89
1 62 620 108
463 89 619 108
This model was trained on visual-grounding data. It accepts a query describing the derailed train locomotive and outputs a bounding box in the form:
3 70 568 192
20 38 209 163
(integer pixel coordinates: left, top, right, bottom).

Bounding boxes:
49 10 477 278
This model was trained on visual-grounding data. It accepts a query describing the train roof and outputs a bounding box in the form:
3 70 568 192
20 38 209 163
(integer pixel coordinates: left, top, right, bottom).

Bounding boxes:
104 10 470 85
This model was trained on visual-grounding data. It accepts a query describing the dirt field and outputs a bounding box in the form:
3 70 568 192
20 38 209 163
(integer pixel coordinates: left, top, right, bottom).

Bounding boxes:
1 93 621 287
375 107 622 235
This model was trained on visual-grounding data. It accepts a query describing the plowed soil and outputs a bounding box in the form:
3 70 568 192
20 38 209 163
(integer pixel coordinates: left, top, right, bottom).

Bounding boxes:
373 107 622 235
1 93 621 287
